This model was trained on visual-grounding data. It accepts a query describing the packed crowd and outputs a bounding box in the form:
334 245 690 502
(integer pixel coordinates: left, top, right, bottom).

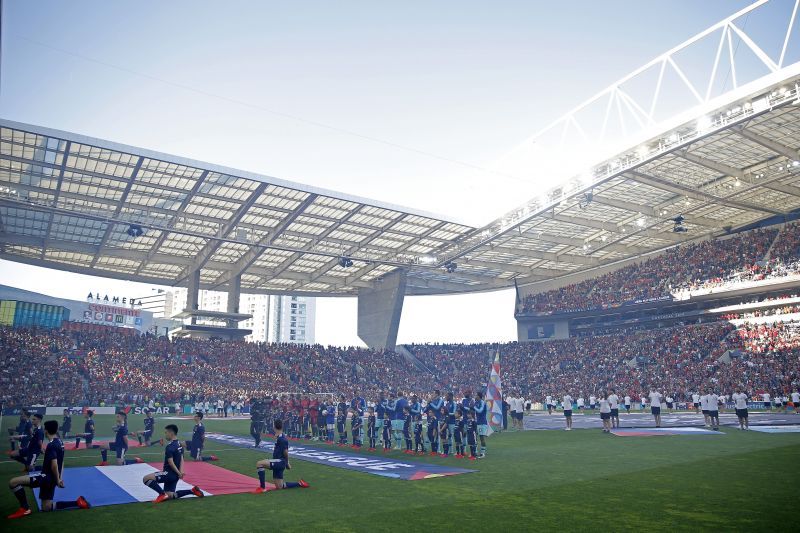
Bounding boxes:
407 322 739 400
410 320 800 405
721 300 800 321
770 222 800 263
520 225 785 314
4 314 798 409
0 327 438 407
0 328 85 406
672 258 800 298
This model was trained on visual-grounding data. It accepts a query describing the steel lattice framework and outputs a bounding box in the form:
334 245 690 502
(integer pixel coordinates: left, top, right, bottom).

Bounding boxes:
1 0 800 296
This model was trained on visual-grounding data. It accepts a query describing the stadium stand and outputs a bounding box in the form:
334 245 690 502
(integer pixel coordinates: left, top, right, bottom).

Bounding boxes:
4 219 800 409
3 317 798 408
519 225 792 315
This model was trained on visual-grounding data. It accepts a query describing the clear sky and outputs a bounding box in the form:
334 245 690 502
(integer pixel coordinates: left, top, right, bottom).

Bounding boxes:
0 0 779 345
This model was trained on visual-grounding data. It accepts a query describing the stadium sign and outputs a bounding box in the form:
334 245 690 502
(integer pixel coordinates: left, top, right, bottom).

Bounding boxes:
207 433 476 480
79 302 144 330
86 293 140 307
123 406 173 415
2 406 46 416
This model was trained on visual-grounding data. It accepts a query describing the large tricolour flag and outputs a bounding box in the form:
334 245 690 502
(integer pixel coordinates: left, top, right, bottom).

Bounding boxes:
31 462 260 509
485 349 503 435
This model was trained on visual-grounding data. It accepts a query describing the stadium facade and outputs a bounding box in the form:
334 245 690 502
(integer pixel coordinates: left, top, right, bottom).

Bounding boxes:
0 284 153 332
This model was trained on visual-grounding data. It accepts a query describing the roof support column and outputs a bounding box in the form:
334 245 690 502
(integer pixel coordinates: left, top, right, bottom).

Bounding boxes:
186 269 201 325
226 274 242 329
357 269 406 351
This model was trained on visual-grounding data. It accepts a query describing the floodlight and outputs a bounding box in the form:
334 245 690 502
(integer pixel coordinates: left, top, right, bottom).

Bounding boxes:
126 224 144 238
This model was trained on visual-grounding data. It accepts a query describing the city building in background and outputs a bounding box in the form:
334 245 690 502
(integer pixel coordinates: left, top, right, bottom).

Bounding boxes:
271 295 316 344
136 289 173 318
135 288 315 344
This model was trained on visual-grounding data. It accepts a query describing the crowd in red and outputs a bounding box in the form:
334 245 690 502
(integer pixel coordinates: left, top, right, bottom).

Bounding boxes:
0 327 438 407
770 222 800 263
3 317 798 408
4 222 800 408
519 226 783 314
410 319 800 402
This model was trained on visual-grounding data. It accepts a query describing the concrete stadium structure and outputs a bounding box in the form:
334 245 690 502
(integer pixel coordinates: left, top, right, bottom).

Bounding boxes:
1 0 800 348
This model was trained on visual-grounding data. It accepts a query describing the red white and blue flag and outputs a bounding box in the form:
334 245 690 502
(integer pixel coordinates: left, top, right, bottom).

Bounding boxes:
33 462 259 509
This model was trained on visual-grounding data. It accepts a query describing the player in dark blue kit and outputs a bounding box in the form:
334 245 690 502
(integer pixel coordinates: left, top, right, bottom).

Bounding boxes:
136 409 160 446
185 412 218 462
402 406 413 453
426 408 438 455
466 411 478 460
254 419 309 493
324 401 336 443
385 392 397 449
409 394 422 419
461 391 473 424
95 412 142 466
393 393 408 450
414 414 425 455
142 424 204 503
10 413 43 472
454 408 466 458
445 392 457 454
366 407 377 451
350 409 362 448
438 407 451 457
382 412 392 452
7 410 31 453
7 420 90 519
249 398 265 448
74 410 95 449
375 392 387 448
60 409 72 440
336 395 348 446
351 390 366 417
428 390 444 418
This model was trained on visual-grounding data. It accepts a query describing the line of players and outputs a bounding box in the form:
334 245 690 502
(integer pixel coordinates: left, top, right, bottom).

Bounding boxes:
248 389 492 459
9 408 219 467
548 387 776 432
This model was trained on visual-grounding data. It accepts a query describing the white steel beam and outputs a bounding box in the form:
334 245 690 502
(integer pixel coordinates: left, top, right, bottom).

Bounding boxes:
734 126 800 161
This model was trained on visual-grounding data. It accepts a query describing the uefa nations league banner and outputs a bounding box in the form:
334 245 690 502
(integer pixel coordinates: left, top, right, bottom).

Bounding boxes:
206 433 476 480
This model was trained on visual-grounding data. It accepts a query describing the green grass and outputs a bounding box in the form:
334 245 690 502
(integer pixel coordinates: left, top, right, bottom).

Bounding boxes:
2 414 798 532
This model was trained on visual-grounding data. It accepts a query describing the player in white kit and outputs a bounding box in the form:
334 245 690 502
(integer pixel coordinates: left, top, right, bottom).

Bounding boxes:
562 394 573 431
598 394 612 433
607 389 620 429
699 393 709 427
648 390 663 428
732 388 748 430
692 393 701 413
707 390 720 430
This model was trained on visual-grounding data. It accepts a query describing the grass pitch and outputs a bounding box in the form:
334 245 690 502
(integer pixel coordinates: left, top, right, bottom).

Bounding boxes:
1 414 798 532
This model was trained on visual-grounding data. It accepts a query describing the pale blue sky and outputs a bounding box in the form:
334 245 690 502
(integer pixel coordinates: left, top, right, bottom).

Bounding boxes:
0 0 786 345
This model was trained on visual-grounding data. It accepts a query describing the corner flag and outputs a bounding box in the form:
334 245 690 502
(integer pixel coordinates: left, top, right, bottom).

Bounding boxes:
485 349 503 435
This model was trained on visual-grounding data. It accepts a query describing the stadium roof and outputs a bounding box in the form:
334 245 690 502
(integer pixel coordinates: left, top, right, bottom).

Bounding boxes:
2 77 799 298
2 1 799 297
0 119 480 296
